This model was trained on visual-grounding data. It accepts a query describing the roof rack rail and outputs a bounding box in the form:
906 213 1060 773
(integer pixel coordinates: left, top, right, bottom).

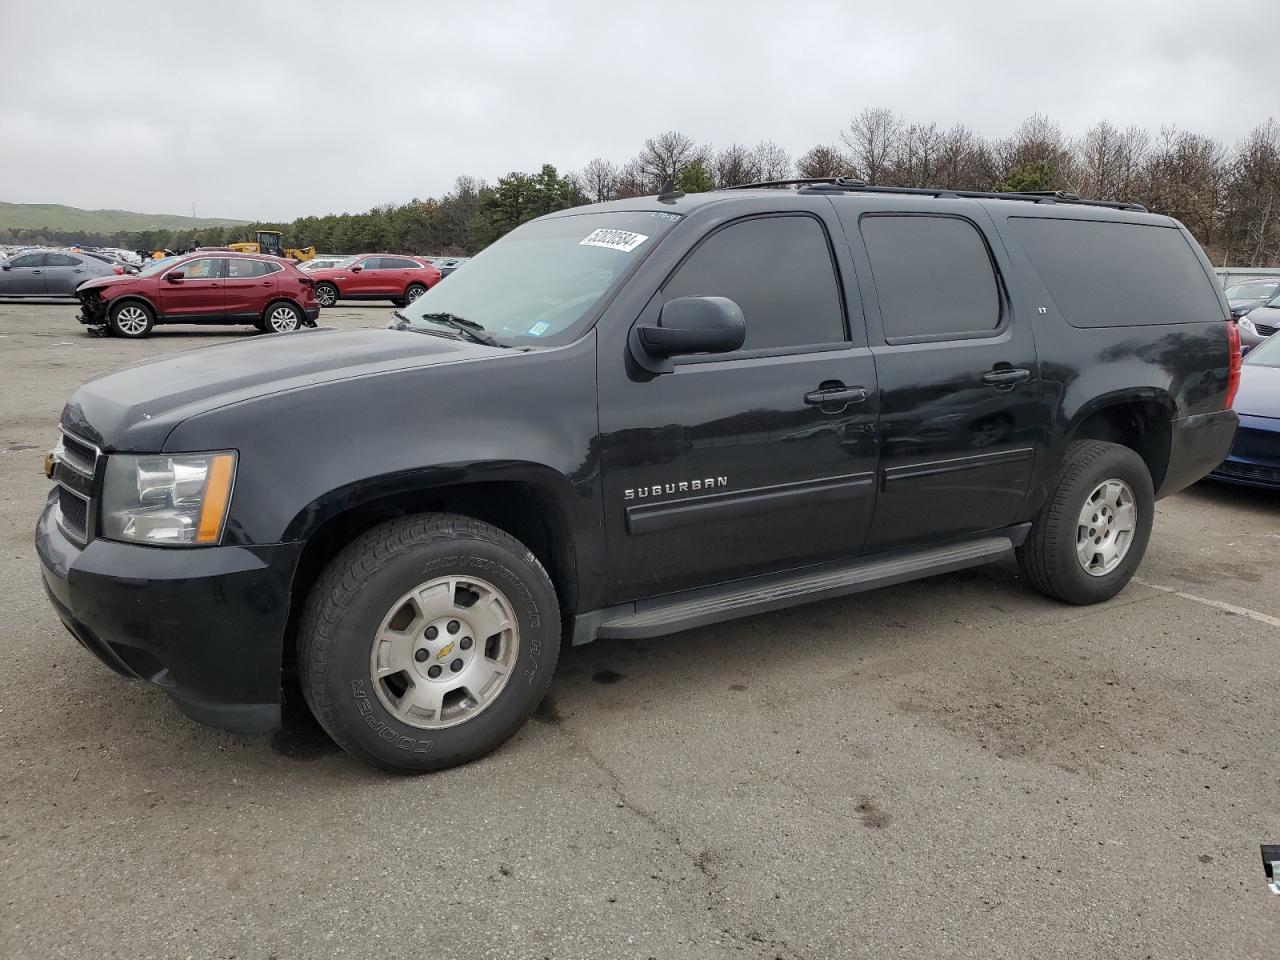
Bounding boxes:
722 176 1146 212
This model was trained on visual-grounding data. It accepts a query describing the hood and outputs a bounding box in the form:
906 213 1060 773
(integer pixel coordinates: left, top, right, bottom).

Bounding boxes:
1232 362 1280 419
61 326 505 451
78 274 141 294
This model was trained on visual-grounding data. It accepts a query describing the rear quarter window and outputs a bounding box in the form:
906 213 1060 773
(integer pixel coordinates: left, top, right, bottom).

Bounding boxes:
1008 217 1223 327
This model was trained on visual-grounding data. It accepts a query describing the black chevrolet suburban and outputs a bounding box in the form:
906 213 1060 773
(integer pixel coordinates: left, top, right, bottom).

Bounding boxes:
37 180 1241 772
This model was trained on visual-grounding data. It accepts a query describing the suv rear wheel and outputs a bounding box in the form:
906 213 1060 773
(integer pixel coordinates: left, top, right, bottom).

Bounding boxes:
108 300 154 339
299 514 561 772
261 301 301 333
1017 440 1154 605
315 282 338 307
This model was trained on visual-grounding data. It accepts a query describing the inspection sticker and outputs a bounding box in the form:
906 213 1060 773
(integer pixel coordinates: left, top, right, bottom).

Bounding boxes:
579 228 648 253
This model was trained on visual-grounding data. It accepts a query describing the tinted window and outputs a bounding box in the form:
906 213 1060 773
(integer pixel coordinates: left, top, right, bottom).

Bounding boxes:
357 257 383 270
1010 218 1223 327
380 256 418 269
46 253 81 267
227 258 268 279
663 215 845 351
9 254 45 268
861 215 1000 340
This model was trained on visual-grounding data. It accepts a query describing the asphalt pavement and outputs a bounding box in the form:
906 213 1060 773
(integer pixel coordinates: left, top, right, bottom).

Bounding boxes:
2 301 1278 959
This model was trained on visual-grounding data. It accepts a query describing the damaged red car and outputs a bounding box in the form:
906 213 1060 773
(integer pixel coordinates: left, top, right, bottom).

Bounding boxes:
76 252 320 339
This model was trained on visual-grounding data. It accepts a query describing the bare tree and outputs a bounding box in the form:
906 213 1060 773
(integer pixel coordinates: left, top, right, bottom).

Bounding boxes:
892 122 946 187
613 158 653 199
933 124 996 190
638 131 708 187
997 113 1078 190
1138 125 1226 254
714 143 761 187
796 144 853 179
841 107 901 184
751 140 793 181
1221 120 1280 265
576 157 618 204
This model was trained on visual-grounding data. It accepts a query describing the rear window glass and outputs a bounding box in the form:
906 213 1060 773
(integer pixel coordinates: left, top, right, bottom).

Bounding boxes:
1009 218 1222 327
860 215 1001 341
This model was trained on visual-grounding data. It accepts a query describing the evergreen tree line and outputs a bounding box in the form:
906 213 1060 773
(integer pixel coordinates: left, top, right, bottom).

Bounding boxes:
5 110 1279 266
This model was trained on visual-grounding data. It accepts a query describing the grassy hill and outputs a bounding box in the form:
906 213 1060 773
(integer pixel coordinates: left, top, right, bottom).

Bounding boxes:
0 201 245 233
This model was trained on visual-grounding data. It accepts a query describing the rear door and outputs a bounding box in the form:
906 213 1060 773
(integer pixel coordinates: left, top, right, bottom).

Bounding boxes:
42 253 89 296
223 258 277 319
155 257 226 320
835 199 1047 552
1 253 48 294
597 203 880 601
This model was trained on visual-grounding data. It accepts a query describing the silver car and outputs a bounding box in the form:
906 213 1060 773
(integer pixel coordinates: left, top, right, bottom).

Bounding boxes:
0 248 120 298
1239 291 1280 351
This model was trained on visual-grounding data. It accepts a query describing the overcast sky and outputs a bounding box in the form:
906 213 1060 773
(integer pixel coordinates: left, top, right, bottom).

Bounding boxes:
1 0 1275 222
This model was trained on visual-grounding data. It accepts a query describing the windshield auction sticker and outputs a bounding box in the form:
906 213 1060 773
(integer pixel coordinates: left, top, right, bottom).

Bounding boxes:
579 229 648 253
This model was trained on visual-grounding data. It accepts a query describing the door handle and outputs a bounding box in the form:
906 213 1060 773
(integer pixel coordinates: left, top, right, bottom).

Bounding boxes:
32 269 42 274
981 367 1031 389
804 384 868 413
209 282 221 288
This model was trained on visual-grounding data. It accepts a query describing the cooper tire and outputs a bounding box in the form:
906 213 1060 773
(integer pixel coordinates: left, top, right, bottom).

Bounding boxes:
1017 440 1154 605
299 514 561 773
315 282 338 307
108 300 154 339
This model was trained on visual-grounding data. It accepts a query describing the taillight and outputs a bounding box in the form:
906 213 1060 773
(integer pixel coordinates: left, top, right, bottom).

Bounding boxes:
113 266 125 275
1225 319 1242 409
297 276 314 287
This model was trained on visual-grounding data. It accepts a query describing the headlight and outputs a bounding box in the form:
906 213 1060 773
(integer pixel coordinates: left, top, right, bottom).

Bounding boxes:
101 452 236 546
1240 316 1257 334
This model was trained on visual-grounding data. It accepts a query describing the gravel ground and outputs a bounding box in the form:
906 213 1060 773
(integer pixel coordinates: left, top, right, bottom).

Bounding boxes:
1 301 1278 960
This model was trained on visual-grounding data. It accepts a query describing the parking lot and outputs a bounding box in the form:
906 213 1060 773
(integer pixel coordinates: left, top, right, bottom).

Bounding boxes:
1 300 1278 959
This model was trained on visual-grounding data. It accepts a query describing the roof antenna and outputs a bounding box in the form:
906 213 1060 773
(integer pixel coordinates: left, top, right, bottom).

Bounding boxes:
657 177 685 202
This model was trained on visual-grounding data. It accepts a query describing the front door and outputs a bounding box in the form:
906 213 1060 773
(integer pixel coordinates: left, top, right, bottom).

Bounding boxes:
348 256 393 295
834 200 1047 552
2 253 47 294
598 208 879 602
155 257 226 320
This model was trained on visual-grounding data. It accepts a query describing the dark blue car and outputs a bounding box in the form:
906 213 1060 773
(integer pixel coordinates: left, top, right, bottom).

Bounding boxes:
1212 332 1280 488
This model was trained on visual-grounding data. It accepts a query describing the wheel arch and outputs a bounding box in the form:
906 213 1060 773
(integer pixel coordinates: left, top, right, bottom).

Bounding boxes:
106 292 158 315
261 296 307 322
1062 391 1174 491
281 468 584 679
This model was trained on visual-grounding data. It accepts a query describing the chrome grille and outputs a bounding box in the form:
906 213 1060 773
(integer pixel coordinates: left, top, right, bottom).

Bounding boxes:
53 428 101 544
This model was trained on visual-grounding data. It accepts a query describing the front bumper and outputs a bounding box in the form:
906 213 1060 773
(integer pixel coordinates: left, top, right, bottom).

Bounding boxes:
1157 409 1239 498
36 492 302 734
1208 413 1280 489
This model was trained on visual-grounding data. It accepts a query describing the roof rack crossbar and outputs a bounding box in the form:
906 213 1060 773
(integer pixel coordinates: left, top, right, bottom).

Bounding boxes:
722 177 1145 212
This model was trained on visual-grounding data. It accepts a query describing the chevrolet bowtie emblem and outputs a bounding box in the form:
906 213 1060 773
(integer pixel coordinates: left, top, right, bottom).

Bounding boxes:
436 641 455 661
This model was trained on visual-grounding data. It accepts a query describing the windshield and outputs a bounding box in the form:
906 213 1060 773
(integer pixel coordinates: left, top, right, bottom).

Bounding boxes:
399 210 683 345
1245 329 1280 367
1225 279 1280 300
137 256 179 277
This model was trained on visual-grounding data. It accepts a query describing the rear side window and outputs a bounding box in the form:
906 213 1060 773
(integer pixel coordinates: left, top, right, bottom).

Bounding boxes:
46 253 81 266
1009 218 1223 327
380 256 418 269
861 215 1001 341
227 259 269 278
663 215 846 352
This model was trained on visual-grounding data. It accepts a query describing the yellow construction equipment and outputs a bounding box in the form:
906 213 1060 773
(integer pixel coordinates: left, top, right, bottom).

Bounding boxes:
227 230 316 262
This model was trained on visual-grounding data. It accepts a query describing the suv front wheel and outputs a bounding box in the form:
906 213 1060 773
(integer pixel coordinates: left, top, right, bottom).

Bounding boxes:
314 282 338 307
1017 440 1154 605
299 514 561 772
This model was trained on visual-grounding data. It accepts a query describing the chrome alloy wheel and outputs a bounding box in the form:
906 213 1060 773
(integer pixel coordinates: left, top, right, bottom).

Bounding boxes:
115 305 149 335
405 285 425 302
1076 478 1137 577
316 285 337 306
369 575 520 729
267 305 299 332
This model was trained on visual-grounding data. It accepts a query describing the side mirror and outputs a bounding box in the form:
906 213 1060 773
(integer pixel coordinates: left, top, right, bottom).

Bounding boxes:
350 265 363 273
1 264 9 271
166 271 185 282
631 296 746 373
